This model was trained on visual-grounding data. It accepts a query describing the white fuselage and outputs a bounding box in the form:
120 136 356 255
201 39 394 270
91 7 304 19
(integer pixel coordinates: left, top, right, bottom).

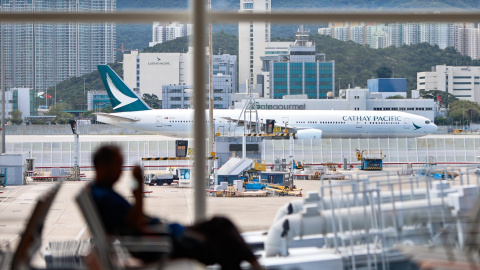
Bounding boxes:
96 109 438 138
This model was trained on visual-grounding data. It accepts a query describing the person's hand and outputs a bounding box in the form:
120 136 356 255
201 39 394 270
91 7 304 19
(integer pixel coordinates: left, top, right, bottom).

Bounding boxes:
132 165 143 200
133 165 143 183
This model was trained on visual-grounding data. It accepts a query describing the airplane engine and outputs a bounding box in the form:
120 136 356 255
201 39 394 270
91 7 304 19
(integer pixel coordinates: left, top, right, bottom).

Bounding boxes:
294 129 322 139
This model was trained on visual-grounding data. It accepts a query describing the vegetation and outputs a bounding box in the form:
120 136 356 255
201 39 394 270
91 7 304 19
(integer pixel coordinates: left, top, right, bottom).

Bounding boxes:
143 36 189 53
8 110 23 125
386 95 404 99
44 103 74 124
420 90 458 109
419 91 480 125
448 100 480 125
376 66 393 78
46 63 121 110
142 94 161 109
143 32 238 56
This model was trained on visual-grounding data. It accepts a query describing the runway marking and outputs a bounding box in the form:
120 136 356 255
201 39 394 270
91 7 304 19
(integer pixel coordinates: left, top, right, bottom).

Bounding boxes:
4 234 19 247
75 225 88 241
0 187 25 204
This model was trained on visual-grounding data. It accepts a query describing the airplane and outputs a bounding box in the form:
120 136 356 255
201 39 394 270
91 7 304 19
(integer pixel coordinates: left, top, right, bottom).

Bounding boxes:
96 65 438 139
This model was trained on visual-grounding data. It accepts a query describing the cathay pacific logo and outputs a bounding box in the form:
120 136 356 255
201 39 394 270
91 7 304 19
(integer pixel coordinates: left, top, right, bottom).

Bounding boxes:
413 122 421 130
148 57 170 65
106 73 138 110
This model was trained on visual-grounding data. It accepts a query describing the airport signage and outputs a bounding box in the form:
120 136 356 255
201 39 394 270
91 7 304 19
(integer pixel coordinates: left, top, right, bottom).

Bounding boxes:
252 102 306 110
148 57 170 65
342 115 402 122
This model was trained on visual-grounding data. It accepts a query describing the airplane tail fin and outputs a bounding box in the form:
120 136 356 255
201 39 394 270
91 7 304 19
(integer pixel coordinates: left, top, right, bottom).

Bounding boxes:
97 65 151 112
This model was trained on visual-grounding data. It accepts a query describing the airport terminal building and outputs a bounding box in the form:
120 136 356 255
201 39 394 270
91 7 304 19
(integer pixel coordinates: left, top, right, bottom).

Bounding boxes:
234 87 435 120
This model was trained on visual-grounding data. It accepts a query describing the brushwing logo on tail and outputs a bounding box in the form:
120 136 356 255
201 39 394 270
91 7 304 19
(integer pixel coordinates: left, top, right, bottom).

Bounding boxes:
106 73 138 110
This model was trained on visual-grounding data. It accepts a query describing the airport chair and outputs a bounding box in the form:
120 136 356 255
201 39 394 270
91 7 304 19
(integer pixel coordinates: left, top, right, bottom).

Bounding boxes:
75 187 174 270
8 182 63 270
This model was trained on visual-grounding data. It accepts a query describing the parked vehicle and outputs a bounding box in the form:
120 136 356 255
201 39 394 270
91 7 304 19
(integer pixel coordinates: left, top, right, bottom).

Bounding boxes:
144 171 179 186
418 169 458 180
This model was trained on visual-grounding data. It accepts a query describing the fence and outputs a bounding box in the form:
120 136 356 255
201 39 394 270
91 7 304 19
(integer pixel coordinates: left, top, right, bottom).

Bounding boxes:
6 136 480 169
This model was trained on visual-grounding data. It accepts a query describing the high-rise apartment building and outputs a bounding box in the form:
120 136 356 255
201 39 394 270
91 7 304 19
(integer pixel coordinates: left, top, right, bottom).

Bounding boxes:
149 22 192 47
0 0 116 94
238 0 271 86
318 22 480 59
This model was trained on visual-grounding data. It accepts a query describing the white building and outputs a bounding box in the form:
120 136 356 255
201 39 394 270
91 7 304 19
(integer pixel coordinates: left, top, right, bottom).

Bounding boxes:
123 50 193 98
238 0 271 86
234 88 435 121
317 27 333 37
417 65 480 104
149 22 192 47
0 88 35 120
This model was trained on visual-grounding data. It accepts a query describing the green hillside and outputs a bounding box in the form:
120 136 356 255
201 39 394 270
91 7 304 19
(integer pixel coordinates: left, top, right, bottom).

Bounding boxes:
311 35 480 93
143 32 238 56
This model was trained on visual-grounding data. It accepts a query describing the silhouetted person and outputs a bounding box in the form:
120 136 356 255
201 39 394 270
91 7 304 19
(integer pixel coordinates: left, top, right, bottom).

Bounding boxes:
90 145 261 270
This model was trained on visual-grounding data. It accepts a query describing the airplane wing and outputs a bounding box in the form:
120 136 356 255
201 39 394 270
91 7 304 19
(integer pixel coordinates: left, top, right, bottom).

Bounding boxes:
95 113 140 122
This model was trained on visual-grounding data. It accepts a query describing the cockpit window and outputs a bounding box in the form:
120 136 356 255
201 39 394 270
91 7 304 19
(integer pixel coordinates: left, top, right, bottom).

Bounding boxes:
425 120 431 124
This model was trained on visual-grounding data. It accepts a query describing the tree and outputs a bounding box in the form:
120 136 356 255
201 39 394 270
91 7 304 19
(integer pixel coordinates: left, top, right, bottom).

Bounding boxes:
8 109 23 125
386 95 404 99
375 66 393 78
434 116 450 126
448 100 480 124
45 103 74 124
420 90 458 109
142 94 161 109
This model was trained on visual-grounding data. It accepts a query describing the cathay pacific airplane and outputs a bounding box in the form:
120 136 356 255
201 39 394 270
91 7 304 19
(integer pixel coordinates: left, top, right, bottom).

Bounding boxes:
95 65 437 139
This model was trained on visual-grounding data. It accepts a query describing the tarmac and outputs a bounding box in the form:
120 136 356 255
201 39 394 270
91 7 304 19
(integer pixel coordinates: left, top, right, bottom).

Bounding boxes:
1 164 478 268
0 170 322 251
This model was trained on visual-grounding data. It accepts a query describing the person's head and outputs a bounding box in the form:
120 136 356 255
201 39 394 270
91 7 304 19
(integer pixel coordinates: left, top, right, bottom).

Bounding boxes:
93 145 123 186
